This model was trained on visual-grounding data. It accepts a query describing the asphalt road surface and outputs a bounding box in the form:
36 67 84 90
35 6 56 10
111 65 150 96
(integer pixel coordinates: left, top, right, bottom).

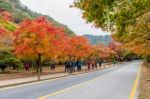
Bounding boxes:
0 61 141 99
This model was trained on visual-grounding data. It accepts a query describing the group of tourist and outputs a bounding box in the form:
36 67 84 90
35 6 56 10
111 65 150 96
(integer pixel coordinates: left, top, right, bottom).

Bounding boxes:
0 59 117 73
23 59 116 73
64 60 82 73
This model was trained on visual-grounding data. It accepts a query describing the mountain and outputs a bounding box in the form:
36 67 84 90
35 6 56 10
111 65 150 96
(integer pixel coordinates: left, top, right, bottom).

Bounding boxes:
83 34 112 45
0 0 75 36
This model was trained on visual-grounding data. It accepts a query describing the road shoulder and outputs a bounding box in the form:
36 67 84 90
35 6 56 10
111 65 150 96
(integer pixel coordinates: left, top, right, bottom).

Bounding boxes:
138 63 150 99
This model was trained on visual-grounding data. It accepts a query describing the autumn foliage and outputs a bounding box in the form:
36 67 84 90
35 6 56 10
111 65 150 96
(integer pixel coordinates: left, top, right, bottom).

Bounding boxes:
0 10 129 77
68 36 92 59
13 17 68 79
91 43 115 60
0 27 6 36
0 11 13 21
14 17 66 58
13 16 123 64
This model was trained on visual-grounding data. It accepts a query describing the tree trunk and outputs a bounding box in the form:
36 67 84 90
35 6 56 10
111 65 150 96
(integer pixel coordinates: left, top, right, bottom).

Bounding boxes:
36 54 42 81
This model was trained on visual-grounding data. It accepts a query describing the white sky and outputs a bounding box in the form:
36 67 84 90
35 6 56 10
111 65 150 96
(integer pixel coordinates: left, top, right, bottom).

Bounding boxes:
20 0 110 36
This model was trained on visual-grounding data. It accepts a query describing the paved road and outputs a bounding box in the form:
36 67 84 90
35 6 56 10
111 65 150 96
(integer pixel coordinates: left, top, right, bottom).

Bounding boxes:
0 61 141 99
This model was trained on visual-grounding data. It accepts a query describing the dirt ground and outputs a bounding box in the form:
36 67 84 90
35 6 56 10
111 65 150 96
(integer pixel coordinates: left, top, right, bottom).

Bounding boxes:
0 65 65 80
139 63 150 99
0 64 91 80
0 64 107 80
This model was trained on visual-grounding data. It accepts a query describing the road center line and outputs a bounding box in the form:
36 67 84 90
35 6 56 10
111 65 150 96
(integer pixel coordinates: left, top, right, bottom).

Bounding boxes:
38 64 140 99
38 70 113 99
0 65 118 91
38 77 101 99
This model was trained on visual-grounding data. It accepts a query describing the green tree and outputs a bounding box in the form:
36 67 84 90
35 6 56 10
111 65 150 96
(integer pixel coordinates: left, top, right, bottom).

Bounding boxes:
0 0 12 11
73 0 150 62
0 50 23 73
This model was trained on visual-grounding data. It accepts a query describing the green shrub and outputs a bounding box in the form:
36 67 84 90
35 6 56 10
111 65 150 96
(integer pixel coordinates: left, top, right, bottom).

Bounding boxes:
0 0 12 11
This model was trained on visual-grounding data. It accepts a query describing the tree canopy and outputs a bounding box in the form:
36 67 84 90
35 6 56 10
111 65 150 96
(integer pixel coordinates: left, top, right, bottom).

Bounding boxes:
73 0 150 59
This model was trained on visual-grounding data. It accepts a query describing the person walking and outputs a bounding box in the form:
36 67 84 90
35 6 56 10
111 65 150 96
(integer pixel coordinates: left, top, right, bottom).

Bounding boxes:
0 63 6 73
71 61 76 72
76 60 82 71
64 61 69 72
99 60 102 69
24 63 30 71
50 61 55 70
112 59 116 66
91 60 95 70
87 61 91 70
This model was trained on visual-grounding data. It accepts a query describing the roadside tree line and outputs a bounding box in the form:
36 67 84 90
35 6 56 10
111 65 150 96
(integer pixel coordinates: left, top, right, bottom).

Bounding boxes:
0 11 139 80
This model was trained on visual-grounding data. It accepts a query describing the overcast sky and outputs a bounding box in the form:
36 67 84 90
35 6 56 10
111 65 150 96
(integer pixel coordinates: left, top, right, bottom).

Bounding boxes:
20 0 110 36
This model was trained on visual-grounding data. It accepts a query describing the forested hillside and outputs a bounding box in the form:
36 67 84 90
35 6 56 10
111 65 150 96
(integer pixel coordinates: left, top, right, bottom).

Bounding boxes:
0 0 75 36
83 34 112 45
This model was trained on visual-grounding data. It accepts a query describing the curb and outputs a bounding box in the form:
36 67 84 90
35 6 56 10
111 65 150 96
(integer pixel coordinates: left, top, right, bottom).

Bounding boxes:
0 72 85 88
